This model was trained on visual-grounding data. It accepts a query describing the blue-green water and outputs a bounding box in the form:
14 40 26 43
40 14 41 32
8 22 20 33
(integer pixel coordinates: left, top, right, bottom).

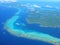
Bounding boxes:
0 1 60 45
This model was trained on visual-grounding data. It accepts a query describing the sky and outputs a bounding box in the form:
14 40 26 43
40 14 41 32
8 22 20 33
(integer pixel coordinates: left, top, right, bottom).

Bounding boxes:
0 0 17 3
0 0 60 3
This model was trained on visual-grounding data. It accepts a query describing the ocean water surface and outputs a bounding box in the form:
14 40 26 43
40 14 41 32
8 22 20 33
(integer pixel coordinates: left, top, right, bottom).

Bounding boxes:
0 1 60 45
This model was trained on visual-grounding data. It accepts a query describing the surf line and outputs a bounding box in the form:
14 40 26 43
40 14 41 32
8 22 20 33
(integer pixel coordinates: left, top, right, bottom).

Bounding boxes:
5 8 60 45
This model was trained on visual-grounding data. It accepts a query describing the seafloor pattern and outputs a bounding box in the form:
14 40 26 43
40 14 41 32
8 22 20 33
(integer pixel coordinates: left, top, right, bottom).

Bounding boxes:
4 3 60 45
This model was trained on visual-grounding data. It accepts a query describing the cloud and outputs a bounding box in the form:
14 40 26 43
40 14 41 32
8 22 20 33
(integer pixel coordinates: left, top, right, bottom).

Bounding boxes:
0 0 17 3
0 0 60 3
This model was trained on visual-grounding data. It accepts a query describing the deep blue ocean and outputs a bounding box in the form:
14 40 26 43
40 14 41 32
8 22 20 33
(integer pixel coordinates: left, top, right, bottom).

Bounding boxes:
0 1 60 45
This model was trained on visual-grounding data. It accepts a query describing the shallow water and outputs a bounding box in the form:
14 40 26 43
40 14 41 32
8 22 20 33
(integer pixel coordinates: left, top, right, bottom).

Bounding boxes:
0 1 60 45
